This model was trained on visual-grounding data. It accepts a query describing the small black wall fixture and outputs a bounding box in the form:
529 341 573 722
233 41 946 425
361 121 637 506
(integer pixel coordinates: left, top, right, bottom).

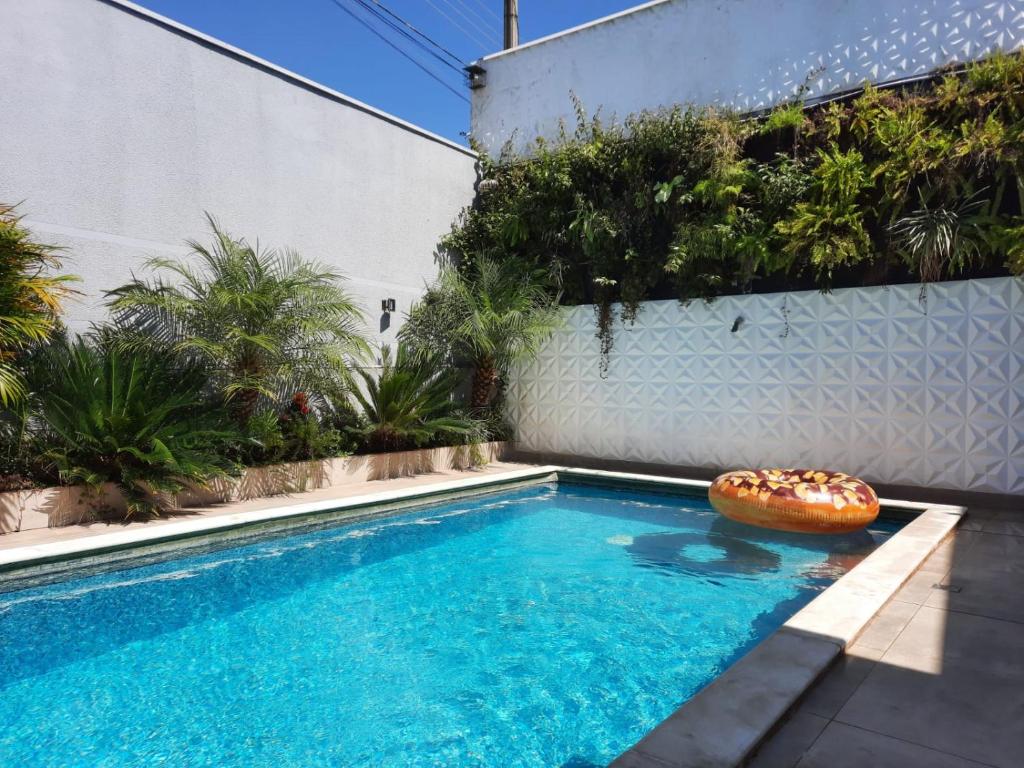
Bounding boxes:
731 315 745 333
381 298 396 313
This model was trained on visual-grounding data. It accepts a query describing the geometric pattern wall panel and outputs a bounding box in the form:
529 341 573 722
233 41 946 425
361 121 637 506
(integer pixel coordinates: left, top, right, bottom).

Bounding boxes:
509 277 1024 495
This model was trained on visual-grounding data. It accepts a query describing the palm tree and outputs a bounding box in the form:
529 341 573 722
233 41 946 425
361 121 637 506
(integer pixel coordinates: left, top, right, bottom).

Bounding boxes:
107 215 369 423
348 344 479 452
401 257 561 409
0 205 77 406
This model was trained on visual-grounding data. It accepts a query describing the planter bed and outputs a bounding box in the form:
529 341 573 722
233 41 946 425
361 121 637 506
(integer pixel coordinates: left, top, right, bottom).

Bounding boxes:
0 442 506 534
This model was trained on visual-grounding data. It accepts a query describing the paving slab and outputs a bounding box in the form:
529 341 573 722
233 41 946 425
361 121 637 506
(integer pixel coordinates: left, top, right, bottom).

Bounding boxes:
758 507 1024 768
747 711 829 768
795 646 884 720
836 658 1024 767
796 722 993 768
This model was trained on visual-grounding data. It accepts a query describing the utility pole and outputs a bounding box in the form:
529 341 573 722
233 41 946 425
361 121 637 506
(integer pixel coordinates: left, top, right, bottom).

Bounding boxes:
503 0 519 49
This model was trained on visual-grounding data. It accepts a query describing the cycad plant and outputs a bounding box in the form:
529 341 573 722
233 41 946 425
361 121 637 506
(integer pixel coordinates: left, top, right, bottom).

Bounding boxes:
107 215 368 423
0 205 76 406
348 344 479 453
30 337 240 517
400 257 561 409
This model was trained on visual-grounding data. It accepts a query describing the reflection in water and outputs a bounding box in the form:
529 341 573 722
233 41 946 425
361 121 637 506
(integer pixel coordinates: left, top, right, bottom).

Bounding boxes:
625 530 782 576
624 515 883 580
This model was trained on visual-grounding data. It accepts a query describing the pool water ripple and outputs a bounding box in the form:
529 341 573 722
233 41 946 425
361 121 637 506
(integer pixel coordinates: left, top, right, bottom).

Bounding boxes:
0 482 896 767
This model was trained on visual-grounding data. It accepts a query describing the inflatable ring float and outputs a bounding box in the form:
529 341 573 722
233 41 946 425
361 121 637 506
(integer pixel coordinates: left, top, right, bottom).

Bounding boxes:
709 469 879 534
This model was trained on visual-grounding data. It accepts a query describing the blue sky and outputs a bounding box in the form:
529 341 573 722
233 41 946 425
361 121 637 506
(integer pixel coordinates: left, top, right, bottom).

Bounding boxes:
134 0 644 144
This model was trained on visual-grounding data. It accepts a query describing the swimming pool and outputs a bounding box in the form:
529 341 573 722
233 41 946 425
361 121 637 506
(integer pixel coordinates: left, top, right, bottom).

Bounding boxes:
0 481 898 767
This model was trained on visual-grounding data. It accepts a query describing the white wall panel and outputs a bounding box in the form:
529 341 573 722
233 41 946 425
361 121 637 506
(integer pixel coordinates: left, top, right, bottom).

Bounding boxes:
472 0 1024 156
510 278 1024 494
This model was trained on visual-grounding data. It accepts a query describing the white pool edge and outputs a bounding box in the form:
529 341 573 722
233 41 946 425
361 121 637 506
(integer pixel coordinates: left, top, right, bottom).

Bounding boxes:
0 466 963 768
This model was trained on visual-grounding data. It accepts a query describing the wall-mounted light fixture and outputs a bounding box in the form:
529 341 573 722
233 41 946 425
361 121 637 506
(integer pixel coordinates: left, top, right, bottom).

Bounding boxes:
381 298 396 313
465 63 487 90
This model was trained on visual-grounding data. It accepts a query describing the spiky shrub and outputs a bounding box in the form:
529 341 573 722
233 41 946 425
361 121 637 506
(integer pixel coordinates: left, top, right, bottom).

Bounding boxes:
106 214 369 423
29 338 240 517
888 192 985 282
399 257 561 409
0 205 76 406
348 344 481 453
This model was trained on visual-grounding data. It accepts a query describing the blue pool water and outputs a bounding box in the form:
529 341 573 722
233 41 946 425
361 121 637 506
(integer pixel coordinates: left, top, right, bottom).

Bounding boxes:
0 482 897 767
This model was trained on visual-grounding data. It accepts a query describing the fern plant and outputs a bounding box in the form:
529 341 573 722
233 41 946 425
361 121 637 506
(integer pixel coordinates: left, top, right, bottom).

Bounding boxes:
29 338 240 517
775 146 874 282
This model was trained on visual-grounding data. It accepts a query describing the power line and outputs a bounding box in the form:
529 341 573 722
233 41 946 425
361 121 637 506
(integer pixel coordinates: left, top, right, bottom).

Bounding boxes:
326 0 469 103
467 0 501 24
449 0 498 37
361 0 469 69
438 0 499 45
423 0 496 52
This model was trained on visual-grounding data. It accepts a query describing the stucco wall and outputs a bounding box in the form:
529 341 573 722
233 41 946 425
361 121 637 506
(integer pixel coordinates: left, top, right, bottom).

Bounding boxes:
471 0 1024 156
0 0 478 345
509 277 1024 495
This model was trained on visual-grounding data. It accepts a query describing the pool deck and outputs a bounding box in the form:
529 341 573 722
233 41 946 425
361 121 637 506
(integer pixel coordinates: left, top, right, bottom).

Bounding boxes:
749 504 1024 768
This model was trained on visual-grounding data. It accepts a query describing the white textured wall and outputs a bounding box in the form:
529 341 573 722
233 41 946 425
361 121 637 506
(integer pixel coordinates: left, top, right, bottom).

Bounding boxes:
510 278 1024 495
0 0 477 345
472 0 1024 156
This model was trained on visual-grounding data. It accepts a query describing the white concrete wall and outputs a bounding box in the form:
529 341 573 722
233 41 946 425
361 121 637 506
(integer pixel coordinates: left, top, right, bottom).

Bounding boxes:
472 0 1024 156
0 0 478 345
510 277 1024 495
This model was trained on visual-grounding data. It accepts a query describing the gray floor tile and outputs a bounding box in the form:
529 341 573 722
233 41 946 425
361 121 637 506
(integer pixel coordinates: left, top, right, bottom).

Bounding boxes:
836 657 1024 766
748 711 829 768
883 606 1024 678
853 599 919 652
796 647 882 719
796 722 994 768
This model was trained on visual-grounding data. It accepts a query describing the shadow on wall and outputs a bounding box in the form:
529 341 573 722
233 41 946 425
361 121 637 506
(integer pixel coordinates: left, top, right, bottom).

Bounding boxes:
738 0 1024 108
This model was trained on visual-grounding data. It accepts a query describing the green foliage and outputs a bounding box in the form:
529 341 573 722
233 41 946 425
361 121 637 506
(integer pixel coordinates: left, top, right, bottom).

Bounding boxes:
28 337 240 517
235 392 353 466
348 344 481 453
107 214 369 423
889 192 985 281
449 51 1024 363
775 146 874 282
0 205 77 406
400 257 561 404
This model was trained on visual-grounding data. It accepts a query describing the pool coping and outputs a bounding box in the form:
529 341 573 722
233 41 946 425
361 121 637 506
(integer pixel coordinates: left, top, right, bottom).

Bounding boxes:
0 465 965 767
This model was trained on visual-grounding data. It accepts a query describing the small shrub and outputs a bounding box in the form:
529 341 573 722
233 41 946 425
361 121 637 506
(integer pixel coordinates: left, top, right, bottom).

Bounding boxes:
348 344 481 453
29 337 240 517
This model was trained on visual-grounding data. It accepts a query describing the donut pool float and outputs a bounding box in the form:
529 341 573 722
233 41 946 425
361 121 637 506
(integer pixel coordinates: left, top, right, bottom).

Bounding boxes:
709 469 879 534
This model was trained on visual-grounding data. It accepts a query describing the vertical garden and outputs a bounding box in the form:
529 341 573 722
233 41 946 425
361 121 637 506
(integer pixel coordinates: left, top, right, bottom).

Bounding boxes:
443 52 1024 363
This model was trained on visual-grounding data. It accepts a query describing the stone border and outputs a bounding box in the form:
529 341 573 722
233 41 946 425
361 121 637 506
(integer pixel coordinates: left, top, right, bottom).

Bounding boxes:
0 466 964 767
0 464 559 575
1 442 507 534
